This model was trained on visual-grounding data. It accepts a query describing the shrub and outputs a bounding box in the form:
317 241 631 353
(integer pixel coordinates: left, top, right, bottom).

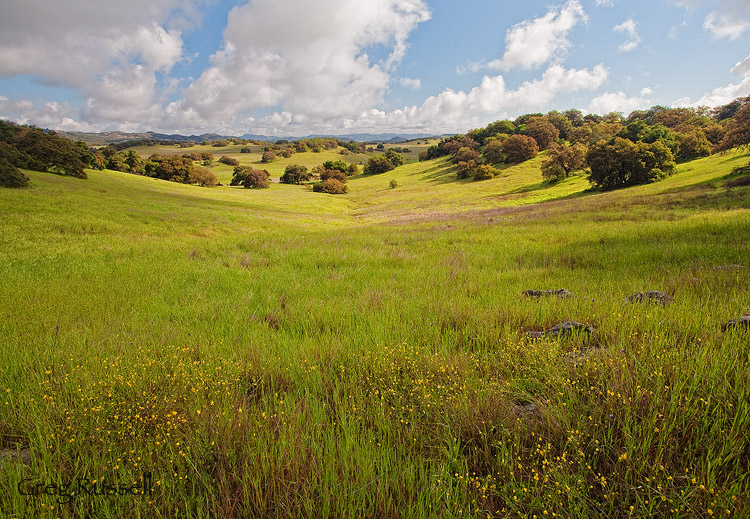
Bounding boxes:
676 131 711 163
240 147 253 153
456 160 476 179
502 135 539 163
348 163 358 175
472 164 497 181
0 159 30 188
261 150 276 163
389 179 398 189
454 147 480 164
323 160 350 174
219 156 239 166
280 164 310 184
188 166 218 187
587 137 675 190
243 169 270 189
363 155 394 175
319 169 347 183
313 178 348 194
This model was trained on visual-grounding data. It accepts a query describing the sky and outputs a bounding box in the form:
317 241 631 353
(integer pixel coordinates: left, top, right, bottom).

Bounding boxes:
0 0 749 137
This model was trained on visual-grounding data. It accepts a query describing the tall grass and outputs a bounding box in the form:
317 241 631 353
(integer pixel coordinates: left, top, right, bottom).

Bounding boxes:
0 150 748 517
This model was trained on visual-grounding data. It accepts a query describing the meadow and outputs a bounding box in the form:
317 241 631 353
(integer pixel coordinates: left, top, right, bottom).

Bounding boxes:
0 144 748 518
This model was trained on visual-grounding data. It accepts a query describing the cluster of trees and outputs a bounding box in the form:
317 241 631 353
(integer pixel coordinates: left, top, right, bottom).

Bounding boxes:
1 120 89 187
419 97 750 189
363 149 404 175
279 160 357 194
231 166 271 189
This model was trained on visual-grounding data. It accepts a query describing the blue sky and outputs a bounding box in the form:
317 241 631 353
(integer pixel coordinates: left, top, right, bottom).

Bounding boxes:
1 0 749 136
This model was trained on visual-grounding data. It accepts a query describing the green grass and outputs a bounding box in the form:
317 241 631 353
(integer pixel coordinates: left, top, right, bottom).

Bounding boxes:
0 149 749 518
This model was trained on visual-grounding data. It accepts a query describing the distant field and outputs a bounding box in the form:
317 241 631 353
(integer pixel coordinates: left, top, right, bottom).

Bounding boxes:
0 150 748 518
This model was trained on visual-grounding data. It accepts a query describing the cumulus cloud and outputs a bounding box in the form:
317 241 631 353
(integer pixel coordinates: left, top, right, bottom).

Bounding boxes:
400 77 422 90
0 1 205 126
731 55 750 77
675 77 750 107
588 91 652 115
488 0 587 71
181 0 431 124
596 0 616 6
614 19 641 51
698 0 750 39
241 64 608 135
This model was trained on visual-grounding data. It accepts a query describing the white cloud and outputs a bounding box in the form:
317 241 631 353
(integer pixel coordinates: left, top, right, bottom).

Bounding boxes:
614 19 641 52
182 0 431 124
242 64 608 135
400 77 422 90
488 0 587 71
702 0 750 39
588 91 651 115
596 0 616 6
731 55 750 77
676 77 750 107
641 87 654 96
0 1 204 126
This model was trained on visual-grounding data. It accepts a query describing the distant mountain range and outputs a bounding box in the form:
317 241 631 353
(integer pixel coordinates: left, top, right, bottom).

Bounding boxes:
55 130 441 145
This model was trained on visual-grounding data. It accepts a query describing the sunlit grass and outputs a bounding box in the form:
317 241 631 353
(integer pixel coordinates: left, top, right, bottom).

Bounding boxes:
0 149 748 517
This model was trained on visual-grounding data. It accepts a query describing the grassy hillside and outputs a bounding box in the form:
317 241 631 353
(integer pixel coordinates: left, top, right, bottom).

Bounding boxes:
0 150 748 518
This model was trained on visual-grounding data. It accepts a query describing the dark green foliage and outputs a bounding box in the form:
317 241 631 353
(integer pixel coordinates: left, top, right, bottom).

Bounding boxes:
467 120 515 145
231 166 252 186
0 120 87 179
313 178 348 194
219 156 239 166
541 143 587 181
348 163 358 175
363 155 395 175
0 158 30 188
586 137 675 190
676 131 711 163
502 135 539 163
280 164 310 184
323 160 350 175
240 147 254 153
389 179 398 189
482 139 506 164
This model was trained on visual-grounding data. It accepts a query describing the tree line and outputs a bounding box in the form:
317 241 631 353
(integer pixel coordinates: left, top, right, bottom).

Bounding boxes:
420 97 750 189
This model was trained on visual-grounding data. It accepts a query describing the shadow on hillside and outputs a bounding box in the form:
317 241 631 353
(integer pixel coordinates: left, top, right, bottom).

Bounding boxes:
409 161 467 185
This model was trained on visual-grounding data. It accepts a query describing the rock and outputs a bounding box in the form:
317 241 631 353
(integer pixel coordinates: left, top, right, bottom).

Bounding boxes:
0 447 31 468
722 315 750 331
713 264 744 271
526 321 595 339
511 402 541 422
625 291 674 306
523 288 574 299
546 321 596 337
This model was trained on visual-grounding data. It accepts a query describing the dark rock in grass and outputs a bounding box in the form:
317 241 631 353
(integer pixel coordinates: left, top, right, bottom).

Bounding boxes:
511 402 541 422
722 315 750 331
713 264 744 271
523 288 574 299
526 321 595 339
0 447 31 468
546 321 595 337
625 291 674 306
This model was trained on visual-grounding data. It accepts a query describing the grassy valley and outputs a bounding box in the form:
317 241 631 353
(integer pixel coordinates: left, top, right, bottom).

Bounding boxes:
0 140 749 518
